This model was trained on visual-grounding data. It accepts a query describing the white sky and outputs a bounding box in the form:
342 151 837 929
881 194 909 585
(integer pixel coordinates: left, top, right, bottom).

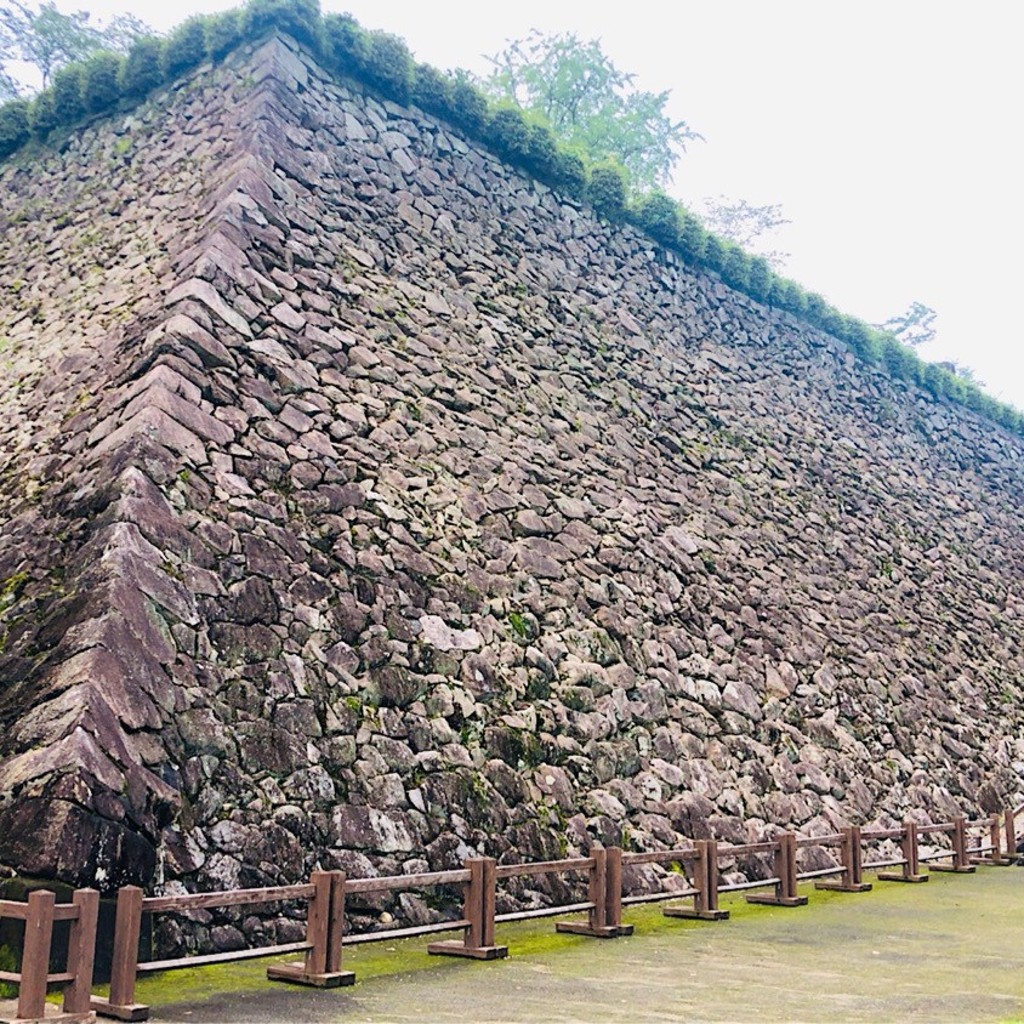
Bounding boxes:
21 0 1024 411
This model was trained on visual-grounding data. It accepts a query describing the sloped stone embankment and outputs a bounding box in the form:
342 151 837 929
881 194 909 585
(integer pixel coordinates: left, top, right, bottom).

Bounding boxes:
1 36 1021 944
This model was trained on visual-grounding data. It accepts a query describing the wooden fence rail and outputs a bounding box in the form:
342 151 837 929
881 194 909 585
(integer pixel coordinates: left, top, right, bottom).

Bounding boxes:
1 805 1020 1022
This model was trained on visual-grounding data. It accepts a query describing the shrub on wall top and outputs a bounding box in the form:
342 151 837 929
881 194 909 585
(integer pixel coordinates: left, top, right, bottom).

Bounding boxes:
120 36 165 100
587 162 628 220
678 212 707 263
702 233 726 274
448 77 488 137
804 292 829 329
722 243 751 291
521 121 560 179
362 30 414 104
632 191 680 248
323 12 370 78
81 52 124 115
0 100 30 160
51 65 85 125
28 90 58 140
746 255 773 303
243 0 323 54
882 335 922 384
411 62 452 118
205 9 245 61
162 17 208 82
552 150 587 199
843 317 881 364
484 106 532 164
771 278 808 317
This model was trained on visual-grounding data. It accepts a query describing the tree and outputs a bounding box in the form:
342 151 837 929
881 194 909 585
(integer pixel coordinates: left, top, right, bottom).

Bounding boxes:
875 301 938 348
0 17 20 100
937 360 983 387
0 67 20 103
98 13 151 54
696 195 791 270
479 30 700 193
0 1 148 94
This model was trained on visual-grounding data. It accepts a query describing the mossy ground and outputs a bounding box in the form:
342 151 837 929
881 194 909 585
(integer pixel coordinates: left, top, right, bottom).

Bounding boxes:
103 865 1024 1022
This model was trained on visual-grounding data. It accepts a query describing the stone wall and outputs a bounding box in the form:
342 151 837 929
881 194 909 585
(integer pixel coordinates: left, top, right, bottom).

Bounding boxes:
1 35 1022 937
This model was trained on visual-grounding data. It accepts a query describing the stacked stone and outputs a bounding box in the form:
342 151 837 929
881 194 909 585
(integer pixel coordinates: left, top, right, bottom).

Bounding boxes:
1 35 1022 946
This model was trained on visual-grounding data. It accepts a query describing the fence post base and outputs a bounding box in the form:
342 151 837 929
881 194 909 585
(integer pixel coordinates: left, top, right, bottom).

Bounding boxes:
91 885 149 1022
664 840 729 921
554 920 633 938
878 822 928 882
0 1014 95 1024
930 817 977 874
971 815 1014 867
930 864 975 873
265 963 355 988
91 1000 150 1022
427 940 508 960
815 879 873 892
662 906 730 921
815 827 872 892
1 1002 97 1024
553 846 632 938
745 833 808 908
745 893 810 907
267 870 354 988
427 858 508 961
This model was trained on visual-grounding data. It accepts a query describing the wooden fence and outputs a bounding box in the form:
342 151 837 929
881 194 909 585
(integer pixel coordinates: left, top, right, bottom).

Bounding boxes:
0 804 1020 1022
0 888 98 1024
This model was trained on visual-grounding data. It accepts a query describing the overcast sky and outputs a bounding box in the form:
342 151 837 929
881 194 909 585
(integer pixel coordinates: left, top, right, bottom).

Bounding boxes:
20 0 1024 411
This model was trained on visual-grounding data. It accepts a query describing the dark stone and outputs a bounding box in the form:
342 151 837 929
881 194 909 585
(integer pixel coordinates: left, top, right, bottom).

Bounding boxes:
225 577 278 625
371 665 424 708
0 798 156 892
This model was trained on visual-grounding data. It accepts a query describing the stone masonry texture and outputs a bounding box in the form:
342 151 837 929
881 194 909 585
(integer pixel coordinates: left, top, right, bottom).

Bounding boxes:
0 36 1022 945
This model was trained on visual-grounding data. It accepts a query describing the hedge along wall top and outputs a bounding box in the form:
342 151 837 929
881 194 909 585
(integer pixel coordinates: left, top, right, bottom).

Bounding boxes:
0 0 1017 435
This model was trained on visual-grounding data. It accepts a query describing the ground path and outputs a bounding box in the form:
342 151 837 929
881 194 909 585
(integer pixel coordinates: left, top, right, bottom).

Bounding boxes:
133 866 1024 1022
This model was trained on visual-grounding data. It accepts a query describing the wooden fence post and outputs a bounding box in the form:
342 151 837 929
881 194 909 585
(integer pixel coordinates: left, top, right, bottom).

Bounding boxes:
816 826 872 892
988 815 1008 865
584 845 608 935
325 871 349 976
664 839 729 921
555 846 633 938
267 870 354 987
747 832 808 907
603 847 633 936
931 817 976 874
955 816 976 871
63 888 100 1018
1004 808 1017 861
878 821 928 882
17 889 55 1022
92 885 149 1021
428 858 507 960
699 840 729 919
